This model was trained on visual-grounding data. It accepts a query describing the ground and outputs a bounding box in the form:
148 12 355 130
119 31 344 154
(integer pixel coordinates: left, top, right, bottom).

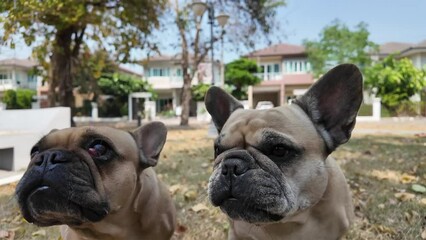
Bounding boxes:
0 122 425 240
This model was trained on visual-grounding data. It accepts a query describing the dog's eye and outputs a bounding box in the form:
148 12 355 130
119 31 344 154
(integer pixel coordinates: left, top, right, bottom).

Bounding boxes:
272 145 288 157
88 141 109 158
30 146 39 157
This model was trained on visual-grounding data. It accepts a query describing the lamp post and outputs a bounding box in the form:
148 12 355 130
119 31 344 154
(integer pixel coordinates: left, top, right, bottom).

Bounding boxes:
191 1 229 86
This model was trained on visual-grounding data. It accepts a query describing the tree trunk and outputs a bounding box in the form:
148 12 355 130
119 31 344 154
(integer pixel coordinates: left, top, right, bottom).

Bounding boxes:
50 26 76 125
180 73 192 126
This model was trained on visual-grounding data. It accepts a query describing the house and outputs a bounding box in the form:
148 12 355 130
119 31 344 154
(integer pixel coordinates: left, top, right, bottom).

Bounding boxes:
244 43 315 109
373 40 426 68
142 54 221 115
0 58 40 98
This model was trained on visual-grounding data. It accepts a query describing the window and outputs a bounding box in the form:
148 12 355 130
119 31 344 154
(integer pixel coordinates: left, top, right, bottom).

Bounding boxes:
150 68 171 77
267 65 272 73
284 60 311 73
274 64 280 73
176 68 182 76
0 72 9 80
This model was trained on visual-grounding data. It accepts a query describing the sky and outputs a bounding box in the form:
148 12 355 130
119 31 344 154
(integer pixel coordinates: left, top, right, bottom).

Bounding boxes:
1 0 425 74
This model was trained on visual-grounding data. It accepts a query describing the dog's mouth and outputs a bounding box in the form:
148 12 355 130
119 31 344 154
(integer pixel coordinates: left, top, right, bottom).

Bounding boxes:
19 182 109 227
219 198 283 223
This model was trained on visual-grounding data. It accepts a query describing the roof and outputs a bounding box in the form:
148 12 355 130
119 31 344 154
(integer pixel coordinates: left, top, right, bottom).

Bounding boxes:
378 40 426 56
0 58 38 69
118 65 143 77
378 42 412 55
245 43 306 58
142 54 213 64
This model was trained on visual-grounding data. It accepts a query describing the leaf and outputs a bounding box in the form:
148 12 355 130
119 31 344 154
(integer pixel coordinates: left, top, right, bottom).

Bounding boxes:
394 192 415 201
411 184 426 193
370 169 400 182
422 228 426 239
400 173 417 184
184 190 197 201
420 198 426 205
31 229 46 237
372 224 397 235
191 203 209 213
169 184 182 195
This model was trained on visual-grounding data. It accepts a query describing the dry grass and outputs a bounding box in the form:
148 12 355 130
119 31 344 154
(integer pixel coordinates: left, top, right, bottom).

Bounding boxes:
1 126 425 239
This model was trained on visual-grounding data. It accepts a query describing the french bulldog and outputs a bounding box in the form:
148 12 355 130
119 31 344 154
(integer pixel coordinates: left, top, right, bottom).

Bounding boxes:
15 122 176 240
204 64 362 239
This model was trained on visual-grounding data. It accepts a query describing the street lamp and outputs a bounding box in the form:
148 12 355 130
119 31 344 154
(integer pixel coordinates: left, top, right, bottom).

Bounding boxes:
191 1 229 86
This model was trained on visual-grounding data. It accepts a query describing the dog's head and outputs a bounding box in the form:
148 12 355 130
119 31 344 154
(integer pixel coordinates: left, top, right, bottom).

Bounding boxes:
15 122 167 226
205 64 362 223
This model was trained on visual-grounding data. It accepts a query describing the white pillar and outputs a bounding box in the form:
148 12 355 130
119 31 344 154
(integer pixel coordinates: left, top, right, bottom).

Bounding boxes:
91 102 99 119
128 94 132 121
372 97 381 121
248 86 253 109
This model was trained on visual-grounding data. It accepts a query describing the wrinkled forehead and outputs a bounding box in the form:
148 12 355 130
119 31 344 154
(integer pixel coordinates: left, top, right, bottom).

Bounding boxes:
218 105 323 149
38 127 137 152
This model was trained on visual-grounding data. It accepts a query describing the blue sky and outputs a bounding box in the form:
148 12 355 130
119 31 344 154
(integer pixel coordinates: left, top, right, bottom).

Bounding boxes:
1 0 425 74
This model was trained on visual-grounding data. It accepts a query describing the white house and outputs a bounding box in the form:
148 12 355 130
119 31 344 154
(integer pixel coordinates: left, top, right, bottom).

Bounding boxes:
0 58 40 97
373 40 426 68
142 54 220 116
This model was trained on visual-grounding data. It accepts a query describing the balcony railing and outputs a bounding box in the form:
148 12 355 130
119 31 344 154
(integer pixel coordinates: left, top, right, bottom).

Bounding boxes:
0 79 15 91
254 73 282 81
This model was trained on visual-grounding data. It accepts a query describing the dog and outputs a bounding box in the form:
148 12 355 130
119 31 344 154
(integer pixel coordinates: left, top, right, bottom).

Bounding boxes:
15 122 176 240
204 64 361 239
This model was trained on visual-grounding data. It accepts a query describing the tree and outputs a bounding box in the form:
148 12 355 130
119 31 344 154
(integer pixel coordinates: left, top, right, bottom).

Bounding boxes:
225 58 260 100
364 55 426 115
0 0 166 122
191 83 210 102
2 89 36 109
98 72 155 117
171 0 285 126
73 48 117 100
303 20 378 77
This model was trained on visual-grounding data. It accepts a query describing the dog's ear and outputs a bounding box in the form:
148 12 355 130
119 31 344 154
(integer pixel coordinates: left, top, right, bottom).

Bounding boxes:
294 64 363 152
132 121 167 168
205 86 243 132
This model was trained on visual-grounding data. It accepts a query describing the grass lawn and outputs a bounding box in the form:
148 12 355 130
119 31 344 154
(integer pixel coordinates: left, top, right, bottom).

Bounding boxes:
0 127 425 239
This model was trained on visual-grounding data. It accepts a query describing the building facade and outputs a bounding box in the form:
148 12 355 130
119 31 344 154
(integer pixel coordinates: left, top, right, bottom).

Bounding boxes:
244 43 315 109
143 55 220 115
0 58 40 96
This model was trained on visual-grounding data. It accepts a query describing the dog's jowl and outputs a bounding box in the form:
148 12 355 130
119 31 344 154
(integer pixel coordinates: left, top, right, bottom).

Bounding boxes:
15 122 176 240
205 64 362 240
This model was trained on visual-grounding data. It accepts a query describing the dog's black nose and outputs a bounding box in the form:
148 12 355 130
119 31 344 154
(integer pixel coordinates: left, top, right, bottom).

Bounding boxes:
222 158 248 176
34 150 70 167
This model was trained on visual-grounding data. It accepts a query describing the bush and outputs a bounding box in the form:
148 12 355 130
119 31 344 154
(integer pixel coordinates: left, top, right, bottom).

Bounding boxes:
191 83 210 102
2 89 36 109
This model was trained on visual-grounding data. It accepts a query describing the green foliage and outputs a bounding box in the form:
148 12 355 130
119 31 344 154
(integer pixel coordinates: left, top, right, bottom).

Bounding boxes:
0 0 166 61
303 20 378 77
364 55 426 115
2 89 36 109
98 73 154 101
191 83 210 102
74 48 117 97
225 58 261 100
0 0 166 110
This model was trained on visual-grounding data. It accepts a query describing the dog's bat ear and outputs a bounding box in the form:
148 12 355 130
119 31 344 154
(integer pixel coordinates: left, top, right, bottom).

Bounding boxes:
205 86 243 132
132 121 167 168
294 64 363 152
48 129 58 134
